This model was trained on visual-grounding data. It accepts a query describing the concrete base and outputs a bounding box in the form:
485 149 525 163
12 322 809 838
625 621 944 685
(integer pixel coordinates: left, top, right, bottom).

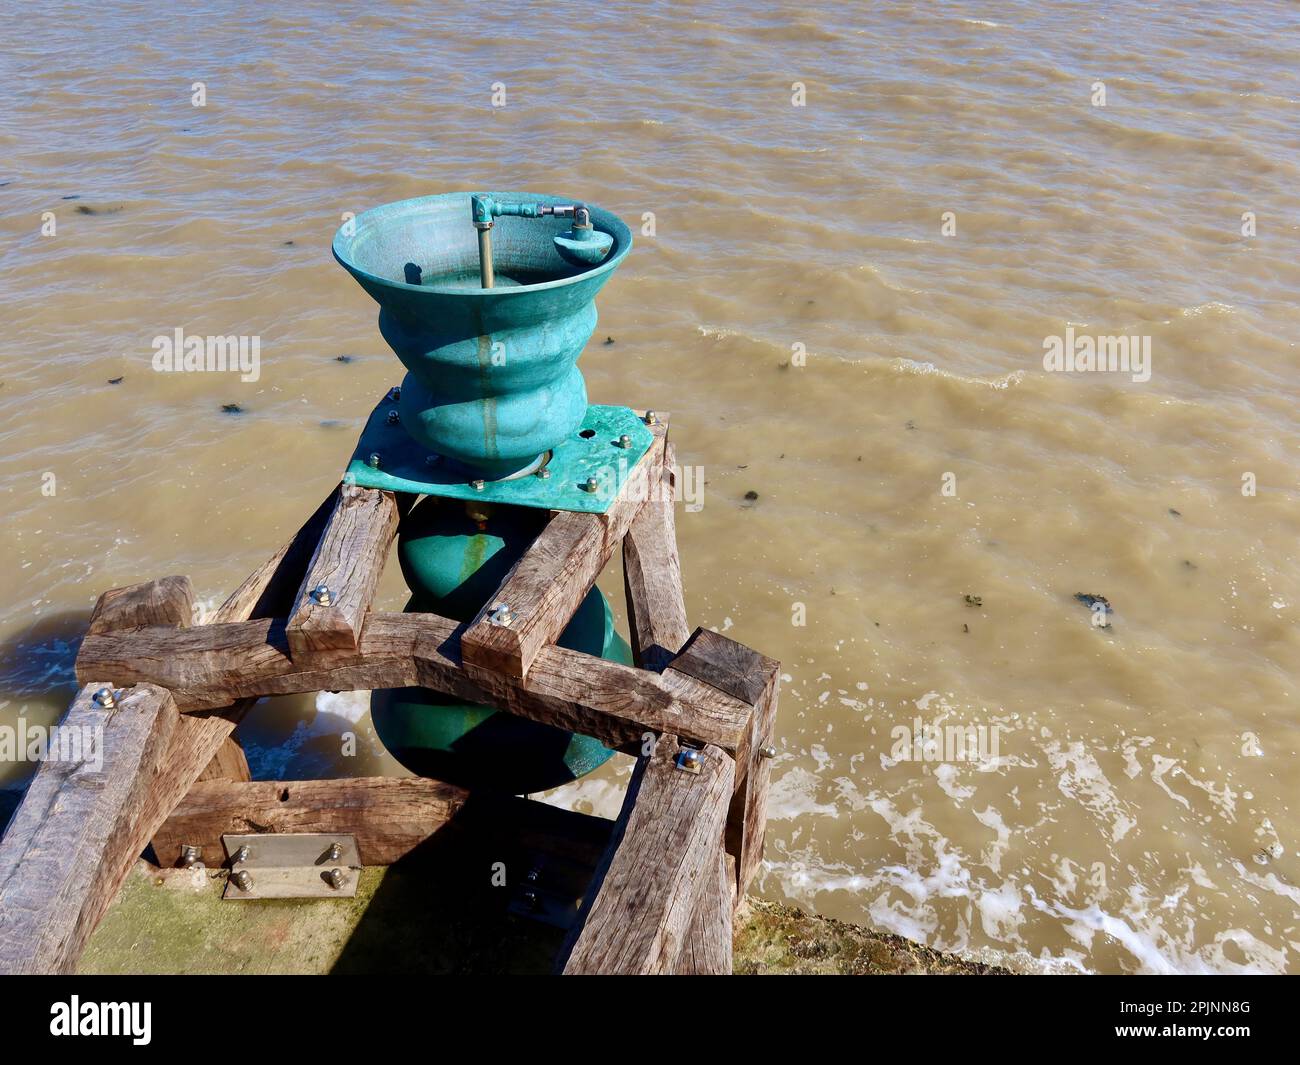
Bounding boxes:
79 861 1009 976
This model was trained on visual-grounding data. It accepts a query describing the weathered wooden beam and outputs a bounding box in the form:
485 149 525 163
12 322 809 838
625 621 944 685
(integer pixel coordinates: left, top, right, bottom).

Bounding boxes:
195 735 251 784
667 628 780 900
86 575 195 634
286 484 401 659
673 848 735 974
75 613 754 756
560 735 734 974
215 487 339 622
465 638 753 757
151 776 469 868
0 684 178 973
623 442 689 672
460 414 669 680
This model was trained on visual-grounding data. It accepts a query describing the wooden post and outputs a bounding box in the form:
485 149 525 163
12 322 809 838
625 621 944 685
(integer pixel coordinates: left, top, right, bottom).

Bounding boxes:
286 484 401 659
0 684 178 973
623 442 690 673
674 848 734 974
666 628 779 900
560 735 734 974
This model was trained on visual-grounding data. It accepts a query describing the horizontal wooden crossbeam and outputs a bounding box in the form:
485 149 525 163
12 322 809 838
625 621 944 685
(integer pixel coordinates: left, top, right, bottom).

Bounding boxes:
151 776 470 868
75 612 755 758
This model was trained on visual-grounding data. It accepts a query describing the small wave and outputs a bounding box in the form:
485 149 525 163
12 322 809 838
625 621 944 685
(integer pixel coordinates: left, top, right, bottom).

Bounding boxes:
1177 301 1236 318
892 358 1026 390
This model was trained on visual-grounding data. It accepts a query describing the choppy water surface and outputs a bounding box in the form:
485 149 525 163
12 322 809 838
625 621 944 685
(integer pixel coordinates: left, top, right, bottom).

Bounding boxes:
1 1 1297 973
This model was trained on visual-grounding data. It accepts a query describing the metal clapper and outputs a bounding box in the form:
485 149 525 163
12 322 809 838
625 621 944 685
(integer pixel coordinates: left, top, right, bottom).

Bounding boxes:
221 833 361 900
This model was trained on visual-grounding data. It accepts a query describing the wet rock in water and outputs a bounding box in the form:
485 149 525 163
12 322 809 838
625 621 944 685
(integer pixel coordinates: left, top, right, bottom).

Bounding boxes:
964 594 982 607
744 490 759 501
221 403 243 414
107 376 123 385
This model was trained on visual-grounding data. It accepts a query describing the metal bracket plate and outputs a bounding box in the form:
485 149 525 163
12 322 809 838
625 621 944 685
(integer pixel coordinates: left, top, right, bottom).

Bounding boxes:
343 392 653 514
221 833 361 900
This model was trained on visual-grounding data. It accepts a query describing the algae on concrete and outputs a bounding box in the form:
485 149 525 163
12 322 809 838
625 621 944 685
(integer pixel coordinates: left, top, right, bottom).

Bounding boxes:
81 862 1007 975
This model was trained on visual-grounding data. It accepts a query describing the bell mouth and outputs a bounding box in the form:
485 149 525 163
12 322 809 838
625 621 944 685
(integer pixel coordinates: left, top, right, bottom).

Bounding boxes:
332 190 633 299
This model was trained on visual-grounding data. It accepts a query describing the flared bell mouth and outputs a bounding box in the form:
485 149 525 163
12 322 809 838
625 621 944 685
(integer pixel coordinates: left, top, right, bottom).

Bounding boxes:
332 191 633 298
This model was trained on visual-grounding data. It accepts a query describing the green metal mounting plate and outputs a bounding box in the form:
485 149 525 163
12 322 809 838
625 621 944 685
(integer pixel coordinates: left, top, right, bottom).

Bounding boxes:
344 393 653 514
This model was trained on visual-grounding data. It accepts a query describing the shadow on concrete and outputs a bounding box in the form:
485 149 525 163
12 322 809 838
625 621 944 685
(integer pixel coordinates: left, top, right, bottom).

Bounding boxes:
331 794 612 975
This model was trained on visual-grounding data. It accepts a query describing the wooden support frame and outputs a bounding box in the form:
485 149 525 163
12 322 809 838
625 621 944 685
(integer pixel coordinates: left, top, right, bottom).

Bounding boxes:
2 412 780 975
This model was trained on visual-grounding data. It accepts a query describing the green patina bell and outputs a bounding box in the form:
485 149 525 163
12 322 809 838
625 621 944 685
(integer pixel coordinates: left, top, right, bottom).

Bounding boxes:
369 490 630 794
334 191 631 479
336 191 635 794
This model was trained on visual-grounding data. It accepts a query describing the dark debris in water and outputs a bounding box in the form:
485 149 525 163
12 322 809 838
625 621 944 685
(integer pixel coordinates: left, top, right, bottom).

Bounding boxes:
335 354 355 363
107 376 123 385
1075 593 1114 627
1168 508 1181 517
964 595 983 607
221 403 244 415
75 204 124 216
604 336 615 345
744 490 759 501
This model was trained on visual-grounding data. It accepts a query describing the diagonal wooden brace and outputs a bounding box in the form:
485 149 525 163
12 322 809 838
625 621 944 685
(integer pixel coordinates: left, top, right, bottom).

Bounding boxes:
460 413 669 680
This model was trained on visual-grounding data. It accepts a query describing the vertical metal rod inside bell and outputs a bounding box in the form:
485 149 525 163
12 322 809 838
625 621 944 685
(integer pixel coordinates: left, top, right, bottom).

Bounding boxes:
477 224 494 289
